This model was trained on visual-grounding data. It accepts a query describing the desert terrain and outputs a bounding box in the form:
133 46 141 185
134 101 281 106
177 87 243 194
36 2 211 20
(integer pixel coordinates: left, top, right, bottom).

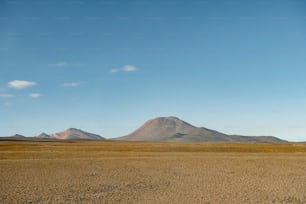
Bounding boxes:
1 141 306 204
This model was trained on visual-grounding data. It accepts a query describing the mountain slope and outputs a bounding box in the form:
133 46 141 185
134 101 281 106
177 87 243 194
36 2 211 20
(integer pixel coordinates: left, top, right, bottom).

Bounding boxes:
116 116 286 143
48 128 105 140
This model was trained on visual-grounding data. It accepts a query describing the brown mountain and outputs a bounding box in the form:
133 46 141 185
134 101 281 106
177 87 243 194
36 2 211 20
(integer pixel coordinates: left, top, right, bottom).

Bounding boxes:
42 128 105 140
116 116 286 143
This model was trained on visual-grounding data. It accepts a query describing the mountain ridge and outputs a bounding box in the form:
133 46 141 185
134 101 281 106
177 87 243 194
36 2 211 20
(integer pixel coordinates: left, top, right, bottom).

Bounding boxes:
37 128 105 140
115 116 287 143
0 117 289 142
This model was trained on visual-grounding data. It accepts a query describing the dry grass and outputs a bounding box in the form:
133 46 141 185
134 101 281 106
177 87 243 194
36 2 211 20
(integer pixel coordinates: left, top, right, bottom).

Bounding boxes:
1 141 306 203
1 141 306 159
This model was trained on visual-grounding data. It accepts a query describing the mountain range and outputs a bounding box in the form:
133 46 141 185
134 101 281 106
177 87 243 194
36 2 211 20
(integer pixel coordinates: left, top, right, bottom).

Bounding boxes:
37 128 105 140
1 116 288 143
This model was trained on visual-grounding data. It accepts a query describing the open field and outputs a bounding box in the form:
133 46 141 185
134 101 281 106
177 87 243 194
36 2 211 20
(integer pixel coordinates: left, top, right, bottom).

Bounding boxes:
1 141 306 203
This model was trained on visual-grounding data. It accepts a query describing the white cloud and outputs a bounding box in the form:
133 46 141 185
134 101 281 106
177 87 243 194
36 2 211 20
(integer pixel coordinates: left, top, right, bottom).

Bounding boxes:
122 65 137 72
110 65 137 73
55 61 68 67
8 80 37 89
0 94 14 98
61 82 81 87
29 93 42 98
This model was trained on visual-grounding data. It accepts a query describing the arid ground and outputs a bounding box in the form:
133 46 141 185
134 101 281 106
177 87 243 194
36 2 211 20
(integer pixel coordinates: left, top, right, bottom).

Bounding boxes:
1 141 306 204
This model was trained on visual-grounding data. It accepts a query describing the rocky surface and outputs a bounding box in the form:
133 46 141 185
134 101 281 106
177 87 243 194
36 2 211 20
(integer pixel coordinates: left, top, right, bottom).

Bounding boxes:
1 141 306 204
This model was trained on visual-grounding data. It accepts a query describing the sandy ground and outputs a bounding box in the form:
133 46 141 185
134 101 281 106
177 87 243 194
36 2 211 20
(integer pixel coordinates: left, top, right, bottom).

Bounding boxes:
1 141 306 204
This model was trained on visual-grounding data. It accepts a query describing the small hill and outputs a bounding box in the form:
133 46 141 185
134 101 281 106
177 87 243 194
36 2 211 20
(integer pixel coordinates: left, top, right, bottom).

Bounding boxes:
37 132 50 138
116 116 287 143
11 134 25 138
49 128 105 140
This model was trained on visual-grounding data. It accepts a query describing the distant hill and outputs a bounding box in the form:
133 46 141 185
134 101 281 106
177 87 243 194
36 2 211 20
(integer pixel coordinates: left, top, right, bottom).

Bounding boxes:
1 129 104 141
115 116 287 143
37 132 50 138
38 128 105 140
11 134 25 138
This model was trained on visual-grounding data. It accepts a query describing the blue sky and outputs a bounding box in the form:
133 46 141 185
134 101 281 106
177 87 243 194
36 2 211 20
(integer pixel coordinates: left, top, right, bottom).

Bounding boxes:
1 0 306 141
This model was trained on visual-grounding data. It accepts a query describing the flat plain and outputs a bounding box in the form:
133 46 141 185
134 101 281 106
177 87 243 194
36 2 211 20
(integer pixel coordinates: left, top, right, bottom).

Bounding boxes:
1 140 306 204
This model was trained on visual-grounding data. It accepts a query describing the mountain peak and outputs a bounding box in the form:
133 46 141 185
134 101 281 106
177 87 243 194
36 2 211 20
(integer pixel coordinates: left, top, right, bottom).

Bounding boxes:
167 116 181 120
66 128 81 132
143 116 187 128
152 116 182 121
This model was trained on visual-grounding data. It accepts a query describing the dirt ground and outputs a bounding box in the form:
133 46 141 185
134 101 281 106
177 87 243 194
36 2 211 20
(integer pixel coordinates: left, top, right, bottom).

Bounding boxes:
1 141 306 204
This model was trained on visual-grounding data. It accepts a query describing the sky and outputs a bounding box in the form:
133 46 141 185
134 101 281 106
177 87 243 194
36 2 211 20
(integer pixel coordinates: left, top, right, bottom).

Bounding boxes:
0 0 306 141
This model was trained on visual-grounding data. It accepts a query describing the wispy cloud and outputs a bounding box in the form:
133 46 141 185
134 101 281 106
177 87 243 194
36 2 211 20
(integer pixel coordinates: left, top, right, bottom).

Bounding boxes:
29 93 42 98
61 82 81 87
0 94 14 98
123 65 137 72
8 80 37 89
46 61 84 68
110 68 119 73
110 65 137 73
55 61 68 67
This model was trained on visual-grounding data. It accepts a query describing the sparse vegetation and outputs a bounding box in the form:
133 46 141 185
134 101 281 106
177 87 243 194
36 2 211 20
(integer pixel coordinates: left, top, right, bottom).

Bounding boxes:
1 141 306 203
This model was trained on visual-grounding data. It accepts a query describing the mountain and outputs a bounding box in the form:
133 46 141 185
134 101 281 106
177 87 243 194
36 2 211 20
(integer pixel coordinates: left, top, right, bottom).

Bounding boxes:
116 116 287 143
37 132 50 138
0 134 29 141
11 134 25 138
47 128 105 140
